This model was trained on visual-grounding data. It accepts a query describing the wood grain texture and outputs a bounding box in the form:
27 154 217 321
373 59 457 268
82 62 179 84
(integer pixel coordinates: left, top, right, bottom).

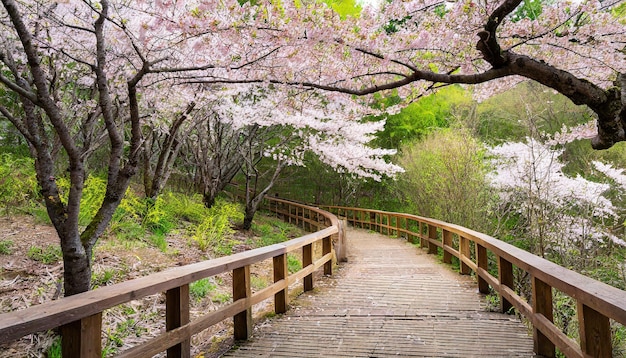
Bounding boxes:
223 228 535 357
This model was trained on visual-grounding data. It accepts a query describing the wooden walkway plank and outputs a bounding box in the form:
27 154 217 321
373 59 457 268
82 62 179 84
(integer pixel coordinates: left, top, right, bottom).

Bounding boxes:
223 228 535 357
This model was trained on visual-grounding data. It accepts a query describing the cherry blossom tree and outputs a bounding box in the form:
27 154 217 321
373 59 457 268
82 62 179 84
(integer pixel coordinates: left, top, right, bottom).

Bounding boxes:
169 0 624 149
0 0 210 295
2 0 623 298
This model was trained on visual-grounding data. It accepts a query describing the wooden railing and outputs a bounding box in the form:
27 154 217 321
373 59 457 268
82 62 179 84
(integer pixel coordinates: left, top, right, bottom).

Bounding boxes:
0 197 340 357
321 205 626 358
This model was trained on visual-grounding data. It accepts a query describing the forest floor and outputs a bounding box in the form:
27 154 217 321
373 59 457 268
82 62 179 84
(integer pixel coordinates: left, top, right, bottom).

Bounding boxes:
0 214 299 357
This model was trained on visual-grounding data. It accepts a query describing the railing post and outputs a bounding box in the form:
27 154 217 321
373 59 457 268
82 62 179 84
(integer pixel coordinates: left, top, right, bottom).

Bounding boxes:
273 254 288 314
476 243 489 294
532 277 555 357
459 236 471 275
61 313 102 358
287 204 292 224
233 265 253 340
498 257 513 313
335 219 348 262
303 243 313 291
442 229 452 264
427 224 438 255
166 284 190 358
578 303 612 357
420 222 428 249
323 235 332 275
406 219 415 244
395 216 399 237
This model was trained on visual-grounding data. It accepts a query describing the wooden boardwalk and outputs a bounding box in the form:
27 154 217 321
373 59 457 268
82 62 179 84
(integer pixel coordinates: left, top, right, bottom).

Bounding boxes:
223 228 536 357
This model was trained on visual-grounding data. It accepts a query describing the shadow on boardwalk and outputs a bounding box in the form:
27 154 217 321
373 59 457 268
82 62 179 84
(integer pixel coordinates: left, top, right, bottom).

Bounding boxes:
223 227 535 357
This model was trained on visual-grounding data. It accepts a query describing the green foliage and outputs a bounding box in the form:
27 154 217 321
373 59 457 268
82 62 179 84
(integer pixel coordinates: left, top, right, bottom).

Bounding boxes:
56 175 107 226
27 245 62 264
0 240 13 255
323 0 362 19
194 212 234 253
45 336 62 358
287 254 302 273
92 268 125 288
143 196 176 235
396 129 493 231
190 278 217 300
248 214 306 249
251 275 269 290
103 318 147 356
373 86 471 149
474 81 592 145
511 0 543 21
613 1 626 23
212 292 231 303
0 153 39 214
148 232 169 252
109 220 146 242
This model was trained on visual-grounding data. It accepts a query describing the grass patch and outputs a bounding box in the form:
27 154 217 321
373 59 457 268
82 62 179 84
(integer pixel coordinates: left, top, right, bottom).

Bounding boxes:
45 336 61 358
287 254 302 273
190 278 216 301
212 292 231 304
27 245 62 264
251 275 269 290
0 240 13 255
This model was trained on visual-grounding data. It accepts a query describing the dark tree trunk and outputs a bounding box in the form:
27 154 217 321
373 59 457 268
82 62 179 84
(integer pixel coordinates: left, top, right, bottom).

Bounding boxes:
0 0 144 296
144 102 196 199
242 161 286 230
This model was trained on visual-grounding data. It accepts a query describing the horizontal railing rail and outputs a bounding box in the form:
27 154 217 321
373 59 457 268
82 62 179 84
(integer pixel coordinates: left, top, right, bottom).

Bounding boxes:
321 205 626 358
0 197 339 357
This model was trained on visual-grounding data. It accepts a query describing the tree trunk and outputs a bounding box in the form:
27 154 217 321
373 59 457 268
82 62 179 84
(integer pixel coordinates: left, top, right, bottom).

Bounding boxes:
59 233 92 295
242 161 286 230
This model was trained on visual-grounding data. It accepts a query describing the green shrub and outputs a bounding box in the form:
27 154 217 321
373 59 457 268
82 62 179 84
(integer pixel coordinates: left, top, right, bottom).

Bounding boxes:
0 153 38 213
396 129 494 232
192 199 242 254
143 195 175 235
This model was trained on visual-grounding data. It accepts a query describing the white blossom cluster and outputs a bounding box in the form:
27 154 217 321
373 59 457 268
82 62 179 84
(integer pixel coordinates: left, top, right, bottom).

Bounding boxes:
489 138 624 245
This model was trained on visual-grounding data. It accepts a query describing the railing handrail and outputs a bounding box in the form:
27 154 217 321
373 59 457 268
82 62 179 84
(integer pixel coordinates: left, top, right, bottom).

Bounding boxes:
0 197 340 357
322 205 626 358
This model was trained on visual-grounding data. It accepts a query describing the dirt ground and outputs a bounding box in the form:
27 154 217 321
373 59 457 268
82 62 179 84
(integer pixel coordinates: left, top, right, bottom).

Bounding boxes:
0 215 285 357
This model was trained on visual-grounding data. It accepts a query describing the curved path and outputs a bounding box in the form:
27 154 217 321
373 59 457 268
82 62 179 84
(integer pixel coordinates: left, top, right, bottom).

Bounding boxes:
224 228 535 357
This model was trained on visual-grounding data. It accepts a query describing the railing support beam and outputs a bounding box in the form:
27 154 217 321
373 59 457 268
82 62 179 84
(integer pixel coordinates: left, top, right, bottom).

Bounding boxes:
532 277 555 357
427 224 438 255
303 243 313 291
459 236 471 275
443 230 453 264
476 243 489 294
61 313 102 358
233 265 253 341
323 235 332 275
166 284 190 358
498 257 513 314
273 254 288 314
578 303 612 357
